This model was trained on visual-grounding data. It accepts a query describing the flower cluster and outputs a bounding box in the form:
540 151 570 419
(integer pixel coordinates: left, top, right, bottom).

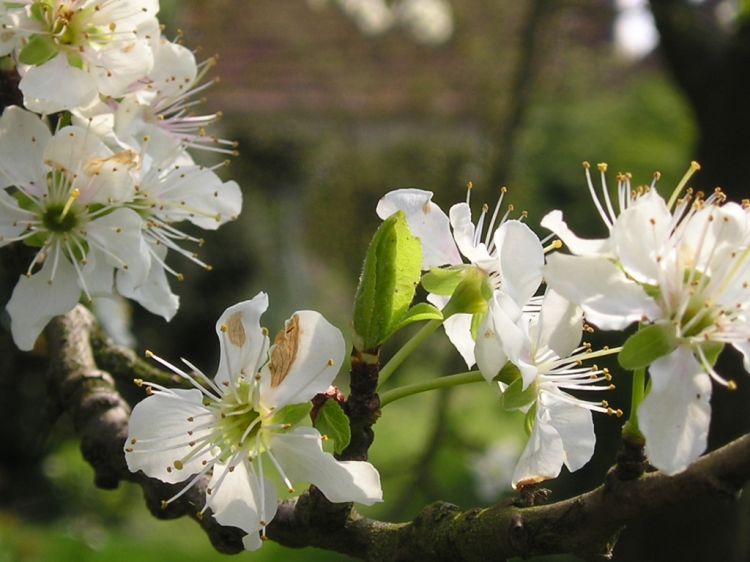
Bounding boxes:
0 1 241 350
378 186 621 487
125 292 382 549
543 162 750 474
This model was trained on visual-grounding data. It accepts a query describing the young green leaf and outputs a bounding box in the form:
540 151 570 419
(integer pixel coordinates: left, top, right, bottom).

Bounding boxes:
353 211 422 350
314 399 351 455
618 323 677 370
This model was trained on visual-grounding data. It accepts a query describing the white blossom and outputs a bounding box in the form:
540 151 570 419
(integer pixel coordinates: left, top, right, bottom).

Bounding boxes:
377 186 545 369
0 106 149 349
1 0 160 113
543 163 750 474
125 293 382 549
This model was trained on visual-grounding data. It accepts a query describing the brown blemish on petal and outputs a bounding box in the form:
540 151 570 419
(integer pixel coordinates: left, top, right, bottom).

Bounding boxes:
269 314 301 387
84 149 140 175
226 312 246 347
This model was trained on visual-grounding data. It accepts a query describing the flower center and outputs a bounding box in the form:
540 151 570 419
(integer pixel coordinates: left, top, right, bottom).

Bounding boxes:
41 201 79 233
214 381 264 459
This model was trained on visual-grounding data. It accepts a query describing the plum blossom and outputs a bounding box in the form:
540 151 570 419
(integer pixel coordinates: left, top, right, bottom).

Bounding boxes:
114 140 242 320
543 162 750 474
75 38 237 163
484 289 620 488
377 186 545 369
0 106 149 349
125 293 382 549
1 0 160 113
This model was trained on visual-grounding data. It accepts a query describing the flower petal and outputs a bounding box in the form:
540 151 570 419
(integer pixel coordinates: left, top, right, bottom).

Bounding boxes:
544 253 659 330
207 459 278 535
495 220 544 305
534 289 583 359
86 209 150 284
214 293 270 388
259 311 345 409
511 408 564 489
475 295 523 382
540 210 608 256
125 388 214 483
6 254 81 350
0 106 50 191
377 188 461 268
20 55 98 113
270 427 382 505
116 247 179 321
610 190 672 285
639 347 712 475
540 387 595 472
448 202 492 264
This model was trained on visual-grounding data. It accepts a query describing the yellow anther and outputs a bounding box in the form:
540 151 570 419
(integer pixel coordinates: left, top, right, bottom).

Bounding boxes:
597 162 608 172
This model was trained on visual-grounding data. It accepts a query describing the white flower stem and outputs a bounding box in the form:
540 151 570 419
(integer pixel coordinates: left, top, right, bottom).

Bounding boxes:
379 370 484 408
377 319 442 389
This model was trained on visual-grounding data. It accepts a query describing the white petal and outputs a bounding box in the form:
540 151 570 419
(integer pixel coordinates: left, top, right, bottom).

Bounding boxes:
0 106 50 191
535 289 583 359
116 247 179 321
214 294 270 388
86 209 150 284
448 202 492 264
639 347 712 475
540 210 608 256
376 188 461 268
81 250 115 296
611 190 672 284
0 190 33 243
544 253 659 330
511 408 564 488
143 165 243 229
540 388 595 472
495 220 545 305
20 55 98 113
475 296 523 382
427 293 476 367
208 460 278 534
125 389 214 483
145 40 198 101
91 37 155 97
6 254 81 350
270 427 382 505
260 311 345 409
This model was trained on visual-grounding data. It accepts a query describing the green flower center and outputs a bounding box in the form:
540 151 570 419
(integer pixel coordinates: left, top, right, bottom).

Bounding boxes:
42 202 79 233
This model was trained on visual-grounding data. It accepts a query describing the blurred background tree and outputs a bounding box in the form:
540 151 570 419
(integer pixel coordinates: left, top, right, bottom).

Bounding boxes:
1 1 748 561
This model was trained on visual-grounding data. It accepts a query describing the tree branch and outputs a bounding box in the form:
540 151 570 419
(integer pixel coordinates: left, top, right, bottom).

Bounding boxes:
47 306 750 561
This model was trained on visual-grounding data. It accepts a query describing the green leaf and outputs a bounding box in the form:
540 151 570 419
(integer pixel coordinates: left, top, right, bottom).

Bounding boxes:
502 377 538 411
19 35 58 66
618 323 677 370
388 302 443 335
314 400 351 455
271 402 312 427
421 266 466 295
353 211 422 350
